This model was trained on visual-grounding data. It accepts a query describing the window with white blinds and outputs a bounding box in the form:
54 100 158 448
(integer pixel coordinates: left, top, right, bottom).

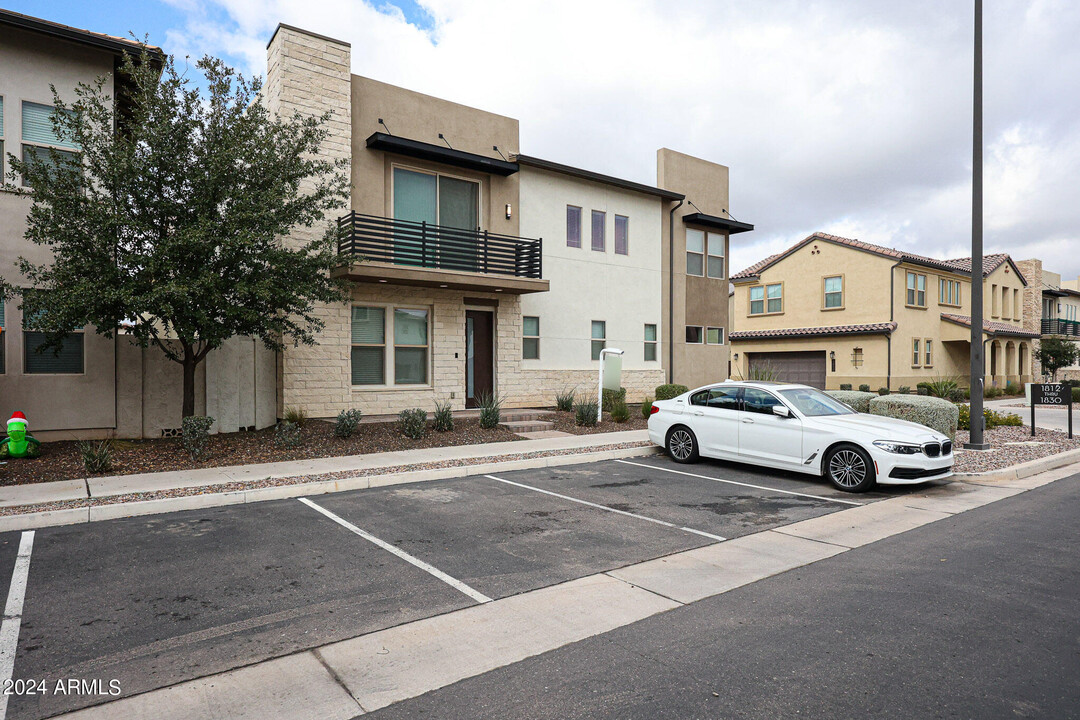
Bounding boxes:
351 306 385 385
22 101 79 149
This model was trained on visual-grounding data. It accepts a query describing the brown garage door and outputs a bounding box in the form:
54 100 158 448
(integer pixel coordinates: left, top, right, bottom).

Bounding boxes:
748 351 827 388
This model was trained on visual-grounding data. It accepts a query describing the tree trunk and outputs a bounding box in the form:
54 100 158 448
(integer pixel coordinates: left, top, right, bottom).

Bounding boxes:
182 346 198 418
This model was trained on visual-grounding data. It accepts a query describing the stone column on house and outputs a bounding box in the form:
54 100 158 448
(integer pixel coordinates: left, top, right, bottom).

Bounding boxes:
1017 258 1044 377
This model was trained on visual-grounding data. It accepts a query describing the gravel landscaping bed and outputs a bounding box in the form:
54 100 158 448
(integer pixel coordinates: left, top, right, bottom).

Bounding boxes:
953 425 1080 473
548 411 648 434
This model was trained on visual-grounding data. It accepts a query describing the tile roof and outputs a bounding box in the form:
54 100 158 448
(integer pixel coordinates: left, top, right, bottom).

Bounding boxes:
729 322 897 341
939 313 1040 338
732 232 1025 283
0 9 163 55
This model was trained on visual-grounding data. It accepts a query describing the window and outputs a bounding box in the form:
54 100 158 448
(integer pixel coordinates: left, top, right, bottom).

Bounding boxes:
939 278 961 306
766 283 783 313
523 316 540 360
743 388 783 415
686 229 704 276
24 331 84 374
591 320 606 360
351 307 386 385
566 205 581 248
0 297 5 374
1001 286 1011 319
644 323 657 361
591 210 605 252
706 233 725 278
823 276 843 309
706 327 724 345
925 339 933 367
749 286 765 315
394 308 429 384
392 168 479 268
906 272 926 307
912 338 921 367
21 101 79 187
852 347 864 367
685 326 703 344
614 215 629 255
706 386 740 410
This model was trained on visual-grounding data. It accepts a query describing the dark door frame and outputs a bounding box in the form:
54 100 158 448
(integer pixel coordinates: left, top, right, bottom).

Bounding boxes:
465 309 494 408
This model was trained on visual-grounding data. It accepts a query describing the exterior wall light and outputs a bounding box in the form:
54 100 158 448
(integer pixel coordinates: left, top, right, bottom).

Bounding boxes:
505 203 512 220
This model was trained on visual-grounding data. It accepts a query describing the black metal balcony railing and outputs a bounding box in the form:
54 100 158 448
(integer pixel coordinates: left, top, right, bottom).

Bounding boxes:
337 213 543 279
1041 317 1080 337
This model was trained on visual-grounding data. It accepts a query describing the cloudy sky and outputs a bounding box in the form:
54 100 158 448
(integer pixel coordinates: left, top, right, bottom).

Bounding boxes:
20 0 1080 280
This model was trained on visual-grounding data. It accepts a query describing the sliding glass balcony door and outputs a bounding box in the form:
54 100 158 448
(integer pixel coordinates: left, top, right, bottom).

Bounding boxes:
392 168 479 270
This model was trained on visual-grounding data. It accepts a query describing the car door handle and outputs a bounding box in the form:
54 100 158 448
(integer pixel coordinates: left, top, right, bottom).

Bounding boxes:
741 418 755 424
693 411 704 416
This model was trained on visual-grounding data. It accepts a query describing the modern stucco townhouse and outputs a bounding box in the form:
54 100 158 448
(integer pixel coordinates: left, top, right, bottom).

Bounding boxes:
1018 259 1080 381
0 9 276 439
729 232 1038 390
267 24 752 417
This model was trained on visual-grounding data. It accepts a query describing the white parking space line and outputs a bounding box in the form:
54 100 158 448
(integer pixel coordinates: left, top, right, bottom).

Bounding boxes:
615 460 863 507
0 531 35 720
298 498 492 605
485 475 727 543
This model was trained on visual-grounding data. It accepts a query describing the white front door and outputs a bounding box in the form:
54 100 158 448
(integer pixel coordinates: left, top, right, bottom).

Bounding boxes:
737 388 804 468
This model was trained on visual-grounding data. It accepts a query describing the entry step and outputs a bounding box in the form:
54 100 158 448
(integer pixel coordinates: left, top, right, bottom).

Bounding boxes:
500 410 556 423
500 420 556 433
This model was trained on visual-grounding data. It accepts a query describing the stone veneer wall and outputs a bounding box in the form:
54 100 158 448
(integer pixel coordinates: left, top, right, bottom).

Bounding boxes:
265 26 353 418
512 370 667 407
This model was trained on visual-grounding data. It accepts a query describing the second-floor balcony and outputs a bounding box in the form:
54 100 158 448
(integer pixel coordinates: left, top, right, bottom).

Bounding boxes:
332 213 549 294
1042 317 1080 337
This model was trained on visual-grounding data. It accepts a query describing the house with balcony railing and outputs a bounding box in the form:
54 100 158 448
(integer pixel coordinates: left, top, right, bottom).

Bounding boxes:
1018 259 1080 381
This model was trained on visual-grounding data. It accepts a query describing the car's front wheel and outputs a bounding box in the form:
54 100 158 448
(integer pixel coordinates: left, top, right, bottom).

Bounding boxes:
666 426 699 464
824 444 876 492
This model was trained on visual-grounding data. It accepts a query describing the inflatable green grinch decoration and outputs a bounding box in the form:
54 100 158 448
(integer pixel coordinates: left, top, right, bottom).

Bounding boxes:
1 412 41 459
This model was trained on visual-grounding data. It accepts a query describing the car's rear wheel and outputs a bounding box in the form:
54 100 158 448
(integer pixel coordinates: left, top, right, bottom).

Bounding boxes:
824 444 876 492
666 426 699 464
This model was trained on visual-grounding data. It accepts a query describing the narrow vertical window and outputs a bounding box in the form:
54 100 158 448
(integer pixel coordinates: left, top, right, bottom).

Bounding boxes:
907 272 926 307
351 307 385 385
614 215 629 255
591 320 606 360
925 339 933 366
566 205 581 248
686 229 704 276
591 210 605 252
991 283 999 316
644 323 657 361
394 308 429 384
706 233 725 278
823 276 843 308
523 316 540 360
912 338 921 366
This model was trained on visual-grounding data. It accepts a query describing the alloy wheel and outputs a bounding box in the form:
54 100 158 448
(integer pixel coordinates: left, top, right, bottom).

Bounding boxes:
669 429 694 461
828 449 866 488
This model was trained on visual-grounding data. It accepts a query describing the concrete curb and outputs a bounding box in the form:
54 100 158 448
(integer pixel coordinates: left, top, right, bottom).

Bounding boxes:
953 447 1080 484
0 445 660 532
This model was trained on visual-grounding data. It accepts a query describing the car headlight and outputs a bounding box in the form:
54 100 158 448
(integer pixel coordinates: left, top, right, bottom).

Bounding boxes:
873 440 922 455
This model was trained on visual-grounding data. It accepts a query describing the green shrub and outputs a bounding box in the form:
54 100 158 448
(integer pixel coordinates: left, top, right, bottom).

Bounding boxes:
984 386 1003 399
948 387 966 403
283 406 307 428
924 376 960 398
898 385 911 394
878 387 890 395
958 404 1024 431
824 390 876 413
868 395 959 439
962 388 971 400
398 408 427 439
602 386 627 412
274 420 302 448
554 388 576 412
917 387 929 396
641 397 654 419
433 400 454 432
478 392 502 429
839 383 853 391
1004 381 1022 396
610 401 630 423
333 408 362 439
574 399 599 427
77 439 113 473
655 384 689 401
181 415 215 461
1073 386 1080 403
916 381 931 392
858 384 871 392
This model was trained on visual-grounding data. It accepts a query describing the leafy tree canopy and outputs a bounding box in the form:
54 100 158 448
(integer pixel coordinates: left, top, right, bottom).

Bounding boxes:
1033 336 1080 381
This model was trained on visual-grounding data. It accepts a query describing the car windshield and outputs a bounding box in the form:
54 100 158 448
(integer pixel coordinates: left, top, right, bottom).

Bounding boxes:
778 388 856 416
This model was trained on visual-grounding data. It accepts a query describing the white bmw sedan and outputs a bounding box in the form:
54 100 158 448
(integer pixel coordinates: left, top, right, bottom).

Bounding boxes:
647 381 953 492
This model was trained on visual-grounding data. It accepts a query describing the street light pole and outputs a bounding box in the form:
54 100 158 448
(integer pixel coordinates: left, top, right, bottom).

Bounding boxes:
968 0 989 450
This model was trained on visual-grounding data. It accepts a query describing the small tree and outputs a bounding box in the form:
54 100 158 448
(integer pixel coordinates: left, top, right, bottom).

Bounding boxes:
1033 337 1080 381
4 47 349 417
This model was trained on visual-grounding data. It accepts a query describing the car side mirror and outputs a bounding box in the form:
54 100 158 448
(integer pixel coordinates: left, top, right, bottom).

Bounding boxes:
772 405 791 418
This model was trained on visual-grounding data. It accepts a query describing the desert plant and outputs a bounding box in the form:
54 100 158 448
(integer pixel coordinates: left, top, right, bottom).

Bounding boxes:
858 384 871 392
478 392 502 429
958 405 1024 431
747 363 780 382
868 395 959 439
824 390 876 413
283 406 307 428
1004 381 1022 396
641 397 654 419
602 387 627 412
77 439 113 473
333 408 362 439
655 384 689 401
610 401 630 423
398 408 428 439
274 420 302 448
878 387 890 395
898 385 911 394
554 388 576 412
433 400 455 432
923 376 960 399
574 399 599 427
839 383 853 391
181 415 215 460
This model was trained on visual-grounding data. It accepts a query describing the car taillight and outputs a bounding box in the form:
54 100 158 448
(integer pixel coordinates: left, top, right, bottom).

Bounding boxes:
649 405 661 415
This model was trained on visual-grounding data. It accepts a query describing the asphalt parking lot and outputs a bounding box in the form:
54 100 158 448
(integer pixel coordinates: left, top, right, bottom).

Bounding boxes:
0 454 940 719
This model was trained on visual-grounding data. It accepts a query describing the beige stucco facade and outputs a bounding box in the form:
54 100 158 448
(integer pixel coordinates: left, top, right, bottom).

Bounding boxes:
1019 259 1080 381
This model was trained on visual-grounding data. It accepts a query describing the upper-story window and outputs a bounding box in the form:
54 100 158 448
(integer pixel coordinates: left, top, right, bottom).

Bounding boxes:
393 167 478 230
823 276 843 309
939 278 961 307
591 210 606 252
750 283 783 315
21 101 80 187
686 229 724 278
906 272 926 307
566 206 582 248
614 215 629 255
686 229 704 276
706 232 725 278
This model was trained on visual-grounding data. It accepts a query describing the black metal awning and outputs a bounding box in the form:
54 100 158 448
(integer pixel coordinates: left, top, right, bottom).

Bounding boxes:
682 212 754 234
365 132 519 176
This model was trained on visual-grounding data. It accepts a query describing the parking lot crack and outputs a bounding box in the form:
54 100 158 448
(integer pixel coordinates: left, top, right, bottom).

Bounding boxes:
313 648 367 713
602 571 686 606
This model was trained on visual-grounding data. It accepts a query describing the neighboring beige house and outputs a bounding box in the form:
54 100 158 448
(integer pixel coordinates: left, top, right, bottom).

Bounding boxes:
729 232 1037 390
267 24 752 417
1018 259 1080 381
